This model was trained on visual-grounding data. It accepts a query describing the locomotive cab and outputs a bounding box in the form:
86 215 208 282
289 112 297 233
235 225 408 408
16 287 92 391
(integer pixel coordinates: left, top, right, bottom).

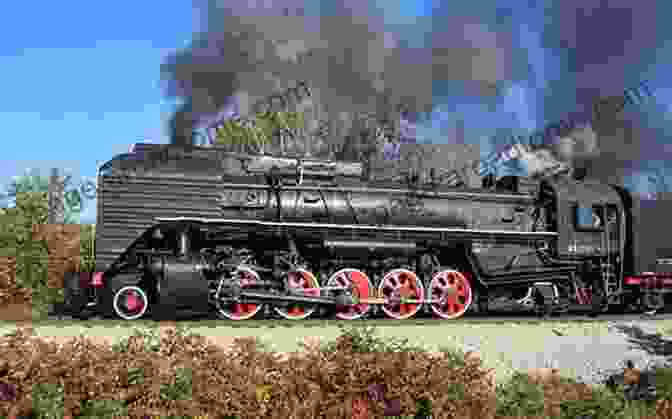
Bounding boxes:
540 179 626 305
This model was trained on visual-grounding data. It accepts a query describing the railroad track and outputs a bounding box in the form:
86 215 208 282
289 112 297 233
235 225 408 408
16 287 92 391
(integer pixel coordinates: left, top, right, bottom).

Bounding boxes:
38 308 672 328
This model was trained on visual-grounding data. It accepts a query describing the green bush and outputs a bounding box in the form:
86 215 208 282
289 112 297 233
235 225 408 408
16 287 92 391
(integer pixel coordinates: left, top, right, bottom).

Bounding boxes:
557 385 656 419
319 324 427 353
655 366 672 399
78 399 127 418
111 327 162 353
32 383 65 419
128 366 145 385
494 372 545 417
160 367 193 401
414 397 433 417
79 223 96 272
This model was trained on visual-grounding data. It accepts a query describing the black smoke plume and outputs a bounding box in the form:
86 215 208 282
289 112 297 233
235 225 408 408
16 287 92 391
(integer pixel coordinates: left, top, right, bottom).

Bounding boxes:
161 0 519 152
538 0 670 184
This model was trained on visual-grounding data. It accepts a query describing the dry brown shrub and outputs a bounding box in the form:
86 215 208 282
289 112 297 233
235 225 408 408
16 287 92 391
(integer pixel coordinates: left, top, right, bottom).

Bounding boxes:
0 326 502 419
0 257 33 318
536 379 594 418
3 325 671 418
658 399 672 419
525 367 562 386
31 224 81 289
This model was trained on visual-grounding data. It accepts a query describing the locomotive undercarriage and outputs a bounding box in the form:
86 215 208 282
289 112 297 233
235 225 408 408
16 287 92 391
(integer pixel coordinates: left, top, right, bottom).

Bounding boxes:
205 242 479 321
93 220 616 321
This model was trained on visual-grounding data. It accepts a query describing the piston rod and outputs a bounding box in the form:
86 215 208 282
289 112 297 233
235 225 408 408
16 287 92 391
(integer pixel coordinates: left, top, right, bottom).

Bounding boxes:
239 291 337 305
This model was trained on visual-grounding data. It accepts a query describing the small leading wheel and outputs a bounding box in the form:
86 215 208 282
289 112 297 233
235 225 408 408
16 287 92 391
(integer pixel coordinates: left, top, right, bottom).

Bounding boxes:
274 269 321 320
327 268 373 320
112 285 149 320
379 269 425 320
430 270 473 319
216 266 264 320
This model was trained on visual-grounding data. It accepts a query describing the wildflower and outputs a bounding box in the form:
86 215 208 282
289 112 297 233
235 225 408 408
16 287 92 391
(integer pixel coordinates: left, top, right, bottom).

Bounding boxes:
256 384 272 403
384 398 401 416
0 382 16 401
352 398 369 419
367 383 385 401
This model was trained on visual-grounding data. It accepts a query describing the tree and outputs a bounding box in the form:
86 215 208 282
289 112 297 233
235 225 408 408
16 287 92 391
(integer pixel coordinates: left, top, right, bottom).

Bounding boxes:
2 170 82 223
79 223 96 272
0 191 50 294
213 111 306 154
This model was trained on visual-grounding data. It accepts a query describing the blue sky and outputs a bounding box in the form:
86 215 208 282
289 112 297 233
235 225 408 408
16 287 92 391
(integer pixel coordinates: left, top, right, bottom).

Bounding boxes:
0 2 195 222
2 1 670 223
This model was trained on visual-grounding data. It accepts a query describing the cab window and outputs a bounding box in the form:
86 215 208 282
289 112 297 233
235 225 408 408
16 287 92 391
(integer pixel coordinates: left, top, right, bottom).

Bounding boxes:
574 204 604 231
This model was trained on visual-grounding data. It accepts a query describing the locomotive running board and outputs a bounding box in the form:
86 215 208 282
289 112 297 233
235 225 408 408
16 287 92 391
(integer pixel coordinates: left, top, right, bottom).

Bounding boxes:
155 217 557 244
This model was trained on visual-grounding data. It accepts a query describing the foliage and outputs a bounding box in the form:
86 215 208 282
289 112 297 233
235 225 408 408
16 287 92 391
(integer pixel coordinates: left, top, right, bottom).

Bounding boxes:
160 367 193 401
653 366 672 400
0 190 92 317
0 171 97 317
494 371 546 417
78 399 128 418
2 170 83 224
112 327 162 353
3 171 49 204
214 111 305 148
0 192 50 293
319 324 427 353
4 325 672 418
127 366 146 385
80 223 96 272
556 385 655 419
32 383 65 419
414 397 433 417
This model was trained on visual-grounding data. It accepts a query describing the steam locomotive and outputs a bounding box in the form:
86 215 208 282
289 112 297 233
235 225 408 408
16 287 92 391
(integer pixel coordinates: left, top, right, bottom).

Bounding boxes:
61 143 672 321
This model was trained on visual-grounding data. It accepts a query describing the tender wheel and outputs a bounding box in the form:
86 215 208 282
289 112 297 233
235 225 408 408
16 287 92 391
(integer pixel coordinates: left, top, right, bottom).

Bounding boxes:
379 269 424 320
274 269 320 320
112 285 149 320
430 270 473 319
327 268 373 320
216 266 264 320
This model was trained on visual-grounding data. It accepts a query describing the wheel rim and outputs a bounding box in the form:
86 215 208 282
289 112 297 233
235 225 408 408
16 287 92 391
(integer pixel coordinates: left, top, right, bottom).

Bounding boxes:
379 269 424 320
327 269 372 320
430 270 473 319
274 269 320 320
112 286 148 320
217 267 264 320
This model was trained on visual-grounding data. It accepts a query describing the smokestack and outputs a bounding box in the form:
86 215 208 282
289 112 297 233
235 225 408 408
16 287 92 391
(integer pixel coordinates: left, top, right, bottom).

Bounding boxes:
170 102 197 147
